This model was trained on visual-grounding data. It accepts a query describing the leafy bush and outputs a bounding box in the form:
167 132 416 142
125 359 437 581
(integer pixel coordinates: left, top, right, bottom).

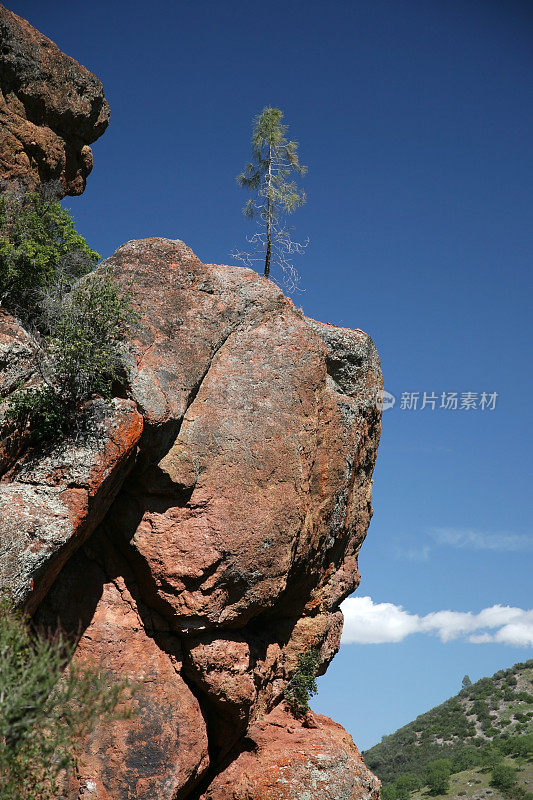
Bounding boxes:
395 773 422 798
0 184 135 446
0 593 132 800
0 184 99 329
508 733 533 758
451 747 481 772
490 764 518 792
507 789 533 800
4 271 133 444
44 271 133 403
479 743 503 771
426 758 452 795
382 784 398 800
284 647 319 717
4 385 67 445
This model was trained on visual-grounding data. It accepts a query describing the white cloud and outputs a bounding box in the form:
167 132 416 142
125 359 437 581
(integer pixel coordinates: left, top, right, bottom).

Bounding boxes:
429 528 533 552
395 544 431 562
493 619 533 647
341 596 421 644
341 596 533 648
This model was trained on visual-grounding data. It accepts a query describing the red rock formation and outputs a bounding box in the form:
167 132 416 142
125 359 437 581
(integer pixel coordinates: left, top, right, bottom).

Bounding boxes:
39 529 210 799
2 238 383 798
201 705 381 800
0 4 109 196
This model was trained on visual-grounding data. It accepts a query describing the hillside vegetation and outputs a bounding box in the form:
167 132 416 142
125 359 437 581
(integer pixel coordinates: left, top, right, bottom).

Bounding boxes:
364 661 533 800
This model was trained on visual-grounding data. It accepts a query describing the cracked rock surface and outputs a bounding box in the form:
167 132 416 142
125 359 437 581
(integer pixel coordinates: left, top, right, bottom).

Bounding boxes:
2 238 383 799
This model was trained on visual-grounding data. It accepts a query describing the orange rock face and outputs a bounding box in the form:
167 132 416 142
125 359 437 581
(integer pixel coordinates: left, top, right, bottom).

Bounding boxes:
201 705 381 800
0 4 109 196
38 530 210 799
3 238 383 798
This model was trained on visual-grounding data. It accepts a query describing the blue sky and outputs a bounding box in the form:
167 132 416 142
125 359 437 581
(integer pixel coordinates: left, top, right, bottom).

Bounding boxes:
13 0 532 750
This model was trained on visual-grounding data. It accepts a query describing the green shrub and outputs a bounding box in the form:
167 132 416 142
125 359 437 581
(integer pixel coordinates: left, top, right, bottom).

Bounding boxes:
44 271 133 403
382 784 398 800
4 270 134 444
0 185 135 446
393 783 409 800
0 593 132 800
395 773 422 798
284 647 319 717
452 748 480 772
479 743 503 771
490 764 518 792
498 734 530 758
426 759 452 795
0 184 99 329
4 385 66 445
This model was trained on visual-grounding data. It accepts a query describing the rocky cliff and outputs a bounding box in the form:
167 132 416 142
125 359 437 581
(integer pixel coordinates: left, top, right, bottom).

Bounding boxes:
0 8 383 799
1 238 383 799
0 4 109 196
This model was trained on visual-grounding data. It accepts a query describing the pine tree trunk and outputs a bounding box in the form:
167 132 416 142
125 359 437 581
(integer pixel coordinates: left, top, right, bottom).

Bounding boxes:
265 144 272 278
264 236 271 277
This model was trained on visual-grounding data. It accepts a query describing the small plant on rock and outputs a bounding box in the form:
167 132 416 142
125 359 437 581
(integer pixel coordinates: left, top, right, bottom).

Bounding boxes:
284 646 320 718
0 183 99 329
4 270 134 444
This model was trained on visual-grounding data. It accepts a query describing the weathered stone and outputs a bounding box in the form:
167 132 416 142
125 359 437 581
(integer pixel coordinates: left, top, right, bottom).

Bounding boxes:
1 236 382 797
37 532 209 800
0 398 143 611
0 310 34 397
182 610 343 758
201 704 381 800
0 4 109 196
100 238 382 637
0 311 36 473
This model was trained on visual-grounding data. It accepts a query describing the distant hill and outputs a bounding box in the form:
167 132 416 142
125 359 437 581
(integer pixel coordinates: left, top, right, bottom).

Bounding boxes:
364 660 533 800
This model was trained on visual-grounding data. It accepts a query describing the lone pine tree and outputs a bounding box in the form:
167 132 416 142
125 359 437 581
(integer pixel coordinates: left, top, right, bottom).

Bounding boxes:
234 107 307 286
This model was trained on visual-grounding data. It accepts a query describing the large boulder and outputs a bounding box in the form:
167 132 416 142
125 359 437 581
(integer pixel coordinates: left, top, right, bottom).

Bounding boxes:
3 237 383 797
0 3 109 196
